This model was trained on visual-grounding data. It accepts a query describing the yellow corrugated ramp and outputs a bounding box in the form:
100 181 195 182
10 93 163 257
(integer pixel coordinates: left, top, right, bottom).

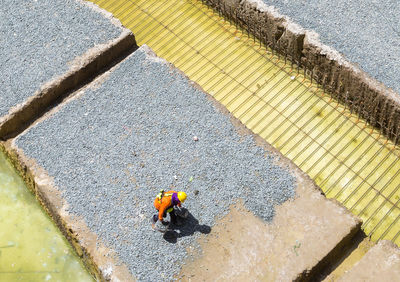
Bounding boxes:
91 0 400 245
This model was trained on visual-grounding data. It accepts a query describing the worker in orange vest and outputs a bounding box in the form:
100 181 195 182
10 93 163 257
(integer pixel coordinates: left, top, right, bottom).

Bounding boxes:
153 190 187 232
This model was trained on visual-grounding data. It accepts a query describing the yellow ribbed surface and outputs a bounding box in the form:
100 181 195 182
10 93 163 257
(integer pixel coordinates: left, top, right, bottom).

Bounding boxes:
91 0 400 245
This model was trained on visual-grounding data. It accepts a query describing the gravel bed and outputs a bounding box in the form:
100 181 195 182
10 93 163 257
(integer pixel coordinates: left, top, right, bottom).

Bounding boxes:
262 0 400 94
16 46 295 281
0 0 121 117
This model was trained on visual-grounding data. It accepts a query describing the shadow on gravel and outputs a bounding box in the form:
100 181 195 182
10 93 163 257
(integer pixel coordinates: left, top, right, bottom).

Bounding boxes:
163 211 211 243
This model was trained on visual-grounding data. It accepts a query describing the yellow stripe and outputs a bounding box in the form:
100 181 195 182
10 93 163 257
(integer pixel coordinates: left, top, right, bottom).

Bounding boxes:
91 0 400 246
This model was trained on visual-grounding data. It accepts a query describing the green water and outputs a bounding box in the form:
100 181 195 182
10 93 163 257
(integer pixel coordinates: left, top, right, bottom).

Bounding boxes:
0 152 93 281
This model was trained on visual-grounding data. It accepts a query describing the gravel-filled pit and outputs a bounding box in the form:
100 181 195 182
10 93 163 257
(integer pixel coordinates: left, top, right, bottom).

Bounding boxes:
16 46 295 281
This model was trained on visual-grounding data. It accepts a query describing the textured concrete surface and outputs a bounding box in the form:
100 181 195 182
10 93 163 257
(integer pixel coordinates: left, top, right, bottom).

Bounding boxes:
262 0 400 95
339 240 400 282
0 0 131 133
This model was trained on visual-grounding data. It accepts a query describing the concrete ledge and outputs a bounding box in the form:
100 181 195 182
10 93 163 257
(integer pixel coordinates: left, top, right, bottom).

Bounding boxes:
0 0 137 140
202 0 400 145
339 240 400 281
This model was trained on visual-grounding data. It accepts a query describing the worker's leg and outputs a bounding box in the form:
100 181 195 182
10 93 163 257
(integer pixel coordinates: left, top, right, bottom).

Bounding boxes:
169 211 177 224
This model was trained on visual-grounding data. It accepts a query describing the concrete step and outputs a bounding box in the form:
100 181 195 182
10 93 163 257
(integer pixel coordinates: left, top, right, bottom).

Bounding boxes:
338 240 400 282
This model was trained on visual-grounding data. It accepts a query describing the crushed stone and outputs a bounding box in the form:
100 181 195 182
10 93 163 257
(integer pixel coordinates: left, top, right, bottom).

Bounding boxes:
16 46 296 281
0 0 121 117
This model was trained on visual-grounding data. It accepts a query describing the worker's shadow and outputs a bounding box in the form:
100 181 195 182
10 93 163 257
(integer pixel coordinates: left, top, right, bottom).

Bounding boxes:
163 211 211 243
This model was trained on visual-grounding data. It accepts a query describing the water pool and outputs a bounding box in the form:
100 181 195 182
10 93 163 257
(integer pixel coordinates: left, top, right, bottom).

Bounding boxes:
0 152 93 281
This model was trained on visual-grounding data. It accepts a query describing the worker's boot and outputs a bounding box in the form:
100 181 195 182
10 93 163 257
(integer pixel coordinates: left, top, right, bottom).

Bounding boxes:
154 220 169 233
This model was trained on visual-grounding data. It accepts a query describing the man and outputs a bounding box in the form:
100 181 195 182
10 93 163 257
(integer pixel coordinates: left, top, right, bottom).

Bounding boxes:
153 190 187 232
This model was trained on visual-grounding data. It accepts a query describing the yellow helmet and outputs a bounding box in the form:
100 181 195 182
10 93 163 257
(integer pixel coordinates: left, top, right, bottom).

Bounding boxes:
178 191 187 203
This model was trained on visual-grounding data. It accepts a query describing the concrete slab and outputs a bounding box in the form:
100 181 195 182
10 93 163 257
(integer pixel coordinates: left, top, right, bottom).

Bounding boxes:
339 240 400 282
0 0 136 139
179 172 361 281
5 45 360 281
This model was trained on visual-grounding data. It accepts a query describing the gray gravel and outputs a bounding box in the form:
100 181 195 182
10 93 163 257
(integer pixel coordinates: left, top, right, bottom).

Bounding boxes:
263 0 400 94
16 46 295 281
0 0 121 118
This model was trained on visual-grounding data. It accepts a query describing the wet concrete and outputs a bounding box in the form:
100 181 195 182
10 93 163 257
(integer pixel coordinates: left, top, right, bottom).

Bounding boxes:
180 177 361 281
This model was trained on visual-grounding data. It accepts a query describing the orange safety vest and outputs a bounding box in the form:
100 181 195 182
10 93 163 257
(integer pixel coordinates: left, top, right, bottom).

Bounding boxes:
154 190 180 221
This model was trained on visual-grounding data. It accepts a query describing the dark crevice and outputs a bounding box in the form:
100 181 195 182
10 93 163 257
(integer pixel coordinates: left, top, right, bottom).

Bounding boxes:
316 229 368 281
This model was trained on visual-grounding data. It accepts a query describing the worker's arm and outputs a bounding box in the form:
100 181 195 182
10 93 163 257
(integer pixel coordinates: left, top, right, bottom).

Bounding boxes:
158 204 167 221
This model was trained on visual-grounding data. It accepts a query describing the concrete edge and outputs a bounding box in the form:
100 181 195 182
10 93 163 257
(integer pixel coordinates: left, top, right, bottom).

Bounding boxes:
202 0 400 145
0 141 135 282
378 239 400 250
338 239 400 281
300 224 363 281
78 0 130 29
285 162 363 281
0 29 137 140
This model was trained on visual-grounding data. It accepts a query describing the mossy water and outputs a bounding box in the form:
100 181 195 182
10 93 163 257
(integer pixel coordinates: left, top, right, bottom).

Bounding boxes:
0 152 93 281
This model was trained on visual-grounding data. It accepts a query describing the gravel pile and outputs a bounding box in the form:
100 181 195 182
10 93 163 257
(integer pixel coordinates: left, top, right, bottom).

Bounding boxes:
262 0 400 94
0 0 121 117
17 46 295 281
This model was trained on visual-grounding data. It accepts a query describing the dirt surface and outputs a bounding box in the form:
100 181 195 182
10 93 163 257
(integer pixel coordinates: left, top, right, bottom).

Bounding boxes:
339 240 400 282
179 169 361 281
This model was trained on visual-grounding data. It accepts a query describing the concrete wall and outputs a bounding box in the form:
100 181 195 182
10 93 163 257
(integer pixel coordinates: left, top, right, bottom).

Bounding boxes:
201 0 400 145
